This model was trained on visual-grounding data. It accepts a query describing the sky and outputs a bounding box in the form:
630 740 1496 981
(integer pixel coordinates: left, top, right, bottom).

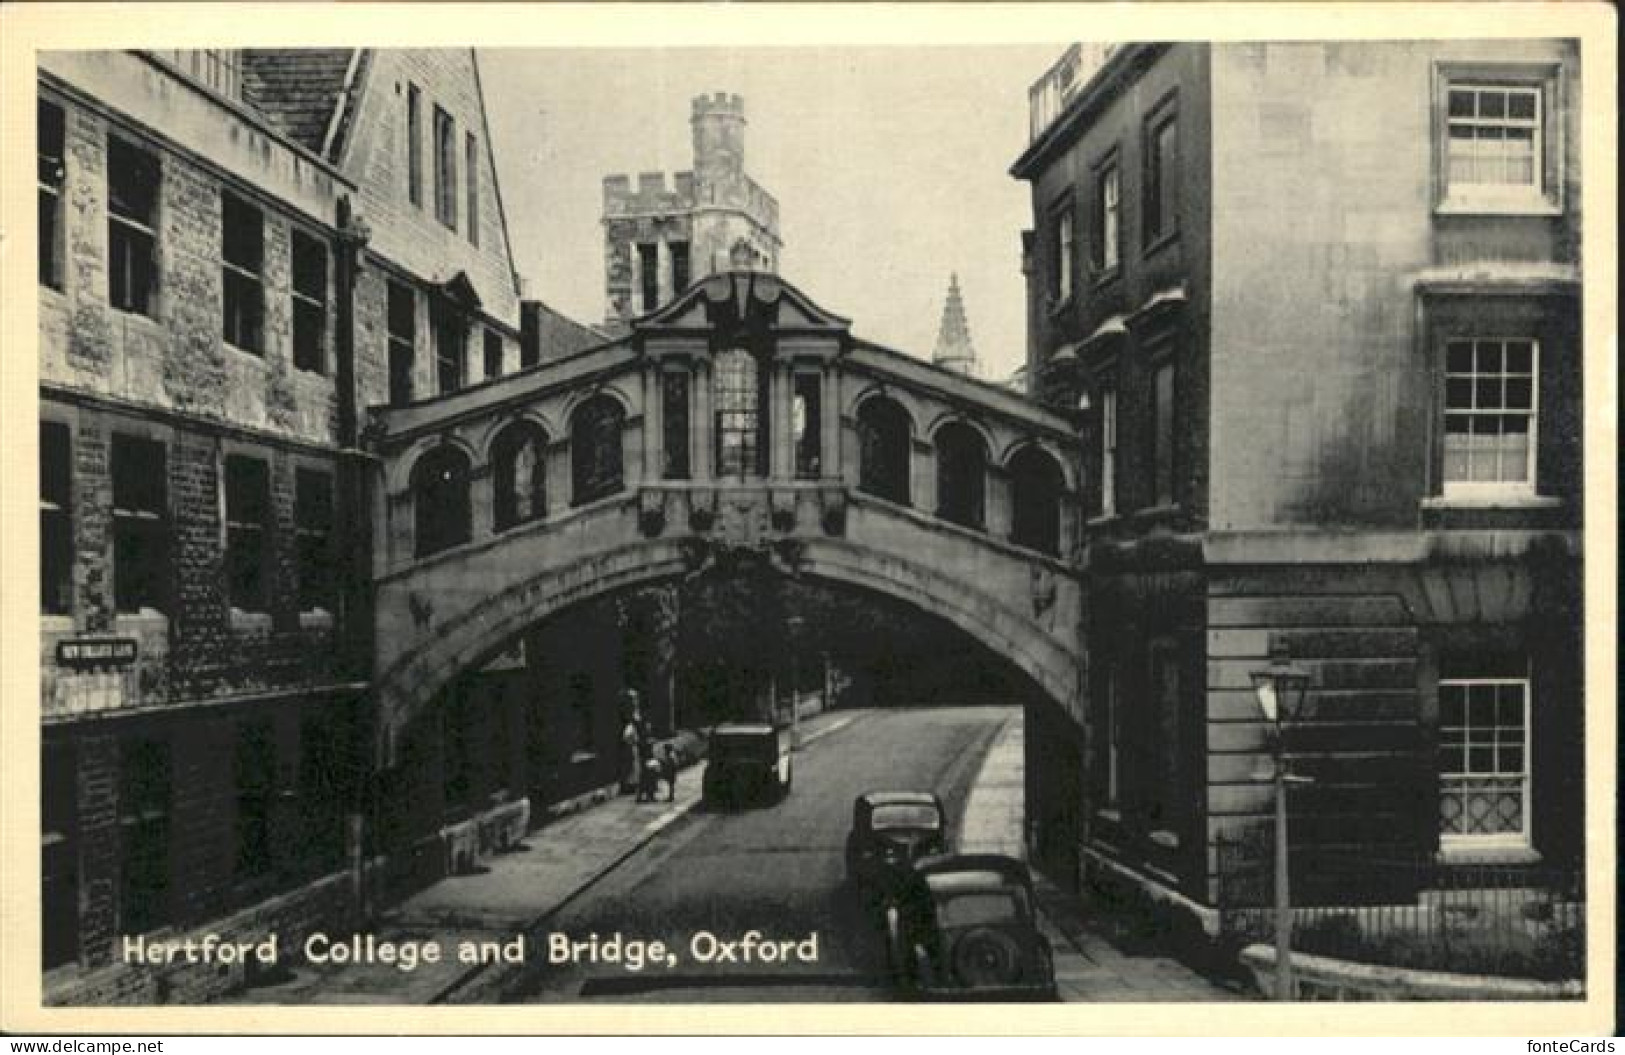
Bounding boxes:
478 46 1062 384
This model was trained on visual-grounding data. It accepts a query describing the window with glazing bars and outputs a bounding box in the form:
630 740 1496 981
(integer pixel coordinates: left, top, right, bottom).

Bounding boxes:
291 229 327 373
224 455 270 612
295 468 334 612
1439 668 1530 847
107 136 159 315
112 435 167 613
714 348 762 477
41 422 72 615
1447 84 1541 190
39 99 65 289
1443 339 1537 493
221 192 264 353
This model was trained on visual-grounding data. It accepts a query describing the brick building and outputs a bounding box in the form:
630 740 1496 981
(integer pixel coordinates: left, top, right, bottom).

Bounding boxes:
1012 42 1583 922
601 92 781 330
35 48 569 1003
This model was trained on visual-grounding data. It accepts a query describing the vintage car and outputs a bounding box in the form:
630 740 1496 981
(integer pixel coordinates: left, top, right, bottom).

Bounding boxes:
701 722 793 806
844 790 949 899
883 853 1058 1001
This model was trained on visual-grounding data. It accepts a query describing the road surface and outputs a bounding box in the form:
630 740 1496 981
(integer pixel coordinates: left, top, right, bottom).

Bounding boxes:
518 705 1011 1003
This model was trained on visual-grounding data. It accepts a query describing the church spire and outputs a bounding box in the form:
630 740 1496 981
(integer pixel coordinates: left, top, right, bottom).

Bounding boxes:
931 273 978 377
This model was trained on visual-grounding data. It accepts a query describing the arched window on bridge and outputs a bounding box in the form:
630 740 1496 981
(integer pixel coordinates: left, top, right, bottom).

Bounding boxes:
1009 445 1064 555
935 421 987 530
492 421 547 531
412 446 472 557
715 347 766 478
856 396 911 506
571 395 625 506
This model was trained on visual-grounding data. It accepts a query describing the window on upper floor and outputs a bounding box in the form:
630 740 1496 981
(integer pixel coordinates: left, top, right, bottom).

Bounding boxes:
41 422 72 615
221 191 265 354
714 348 764 478
1442 339 1538 498
112 435 167 614
1144 108 1179 248
671 241 691 294
1092 158 1121 275
295 468 335 613
107 136 159 316
291 229 327 374
1439 656 1531 851
433 303 465 396
662 368 691 481
1050 202 1074 306
1150 360 1176 507
638 243 660 313
465 131 480 246
483 328 503 381
1436 64 1563 215
413 446 472 557
387 280 416 406
224 454 270 613
571 396 625 506
492 422 548 531
39 99 65 290
407 84 423 208
793 372 822 480
434 106 457 230
155 50 241 101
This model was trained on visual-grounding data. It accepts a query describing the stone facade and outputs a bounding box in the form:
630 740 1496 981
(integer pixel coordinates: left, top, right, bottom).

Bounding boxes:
1013 41 1585 917
602 93 782 329
36 48 548 1002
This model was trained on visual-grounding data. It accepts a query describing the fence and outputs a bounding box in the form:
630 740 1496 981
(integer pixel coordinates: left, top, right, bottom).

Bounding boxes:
1215 828 1584 982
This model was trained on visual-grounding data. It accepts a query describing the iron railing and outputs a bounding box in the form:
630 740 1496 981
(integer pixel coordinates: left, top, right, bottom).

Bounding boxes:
1215 828 1584 982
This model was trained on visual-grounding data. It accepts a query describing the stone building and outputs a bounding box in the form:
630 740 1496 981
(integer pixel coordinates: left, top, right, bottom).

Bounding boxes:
601 92 782 330
930 273 980 378
1013 42 1583 923
35 48 573 1003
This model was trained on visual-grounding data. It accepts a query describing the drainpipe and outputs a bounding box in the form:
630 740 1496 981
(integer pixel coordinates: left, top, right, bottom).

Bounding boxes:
333 194 375 919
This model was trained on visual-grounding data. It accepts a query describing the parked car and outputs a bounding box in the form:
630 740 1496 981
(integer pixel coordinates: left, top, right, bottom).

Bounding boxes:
845 790 948 900
883 854 1057 1001
702 722 793 806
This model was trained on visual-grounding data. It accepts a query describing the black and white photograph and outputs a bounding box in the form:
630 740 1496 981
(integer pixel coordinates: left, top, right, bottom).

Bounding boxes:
1 1 1615 1036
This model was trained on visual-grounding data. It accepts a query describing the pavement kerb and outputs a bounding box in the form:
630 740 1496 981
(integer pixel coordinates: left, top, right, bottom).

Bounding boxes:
432 710 863 1003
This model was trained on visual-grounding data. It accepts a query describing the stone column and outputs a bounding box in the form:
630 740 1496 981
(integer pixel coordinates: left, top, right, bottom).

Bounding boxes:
469 460 494 541
821 368 840 480
546 438 571 512
643 363 662 480
913 436 936 513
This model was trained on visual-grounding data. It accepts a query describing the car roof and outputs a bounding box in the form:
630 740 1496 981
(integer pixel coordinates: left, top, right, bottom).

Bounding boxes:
912 853 1034 890
857 790 942 808
712 723 776 735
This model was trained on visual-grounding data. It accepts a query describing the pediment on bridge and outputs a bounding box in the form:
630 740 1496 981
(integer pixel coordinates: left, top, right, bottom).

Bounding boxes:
633 271 851 341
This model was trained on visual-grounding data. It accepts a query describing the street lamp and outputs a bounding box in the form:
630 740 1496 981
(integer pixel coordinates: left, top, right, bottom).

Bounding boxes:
786 614 805 746
1249 642 1312 1002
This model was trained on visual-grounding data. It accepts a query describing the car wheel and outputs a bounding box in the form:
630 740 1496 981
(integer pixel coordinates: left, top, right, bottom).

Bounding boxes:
950 927 1024 988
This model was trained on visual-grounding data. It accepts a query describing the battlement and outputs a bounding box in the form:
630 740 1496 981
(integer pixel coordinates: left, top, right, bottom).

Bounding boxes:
692 91 746 119
603 169 697 215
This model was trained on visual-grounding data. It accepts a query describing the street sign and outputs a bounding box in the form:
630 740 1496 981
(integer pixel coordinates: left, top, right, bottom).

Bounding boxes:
55 637 138 668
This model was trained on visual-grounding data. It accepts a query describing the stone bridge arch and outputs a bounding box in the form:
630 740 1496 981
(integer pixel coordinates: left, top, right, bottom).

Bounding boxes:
372 492 1081 765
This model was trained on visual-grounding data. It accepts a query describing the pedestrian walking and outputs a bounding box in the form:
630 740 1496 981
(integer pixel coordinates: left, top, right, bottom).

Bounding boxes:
619 689 643 794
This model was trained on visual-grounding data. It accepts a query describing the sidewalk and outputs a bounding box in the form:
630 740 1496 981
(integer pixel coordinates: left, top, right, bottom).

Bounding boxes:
225 709 859 1004
956 712 1244 1002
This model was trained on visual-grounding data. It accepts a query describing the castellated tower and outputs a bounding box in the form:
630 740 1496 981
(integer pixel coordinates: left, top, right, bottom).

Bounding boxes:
602 93 782 331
